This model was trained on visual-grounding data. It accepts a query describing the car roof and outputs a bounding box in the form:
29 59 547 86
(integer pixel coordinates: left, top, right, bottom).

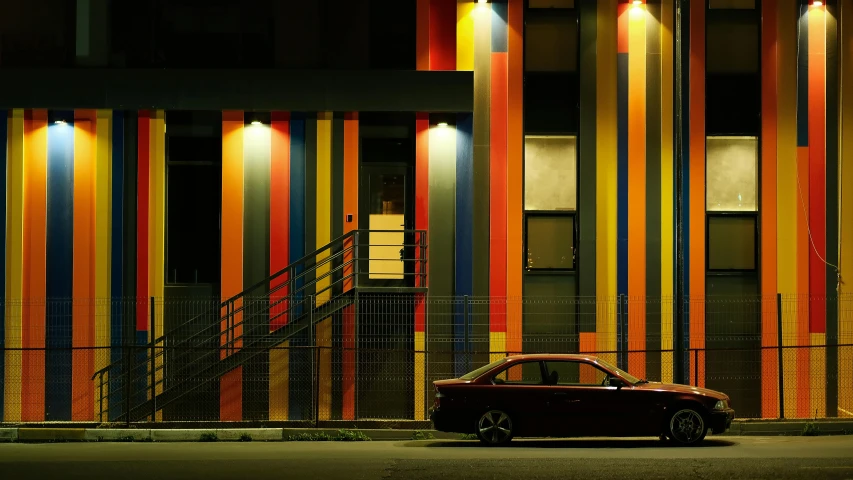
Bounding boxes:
503 353 600 363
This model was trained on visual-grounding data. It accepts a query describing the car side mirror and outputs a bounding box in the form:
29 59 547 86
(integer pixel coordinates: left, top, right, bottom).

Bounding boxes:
608 377 626 389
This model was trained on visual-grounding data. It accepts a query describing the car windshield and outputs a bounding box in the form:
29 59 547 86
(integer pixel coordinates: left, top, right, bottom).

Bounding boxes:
595 358 642 384
459 358 507 380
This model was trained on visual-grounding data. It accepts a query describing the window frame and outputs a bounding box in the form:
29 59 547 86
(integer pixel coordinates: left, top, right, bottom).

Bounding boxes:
491 361 547 386
705 212 760 274
524 211 577 273
542 360 613 387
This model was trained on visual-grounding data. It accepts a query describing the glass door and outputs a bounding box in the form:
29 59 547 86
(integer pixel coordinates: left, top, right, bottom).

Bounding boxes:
359 164 413 288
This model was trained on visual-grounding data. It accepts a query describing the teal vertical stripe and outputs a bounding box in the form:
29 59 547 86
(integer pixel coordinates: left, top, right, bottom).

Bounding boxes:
455 113 473 376
491 1 508 54
578 0 597 332
45 112 75 421
288 115 308 420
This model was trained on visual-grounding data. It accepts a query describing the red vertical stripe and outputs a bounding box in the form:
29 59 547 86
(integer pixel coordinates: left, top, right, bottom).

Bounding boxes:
270 112 291 331
416 0 430 71
760 0 779 419
429 0 457 70
490 52 508 334
22 109 47 422
137 112 150 332
808 9 827 334
415 114 429 333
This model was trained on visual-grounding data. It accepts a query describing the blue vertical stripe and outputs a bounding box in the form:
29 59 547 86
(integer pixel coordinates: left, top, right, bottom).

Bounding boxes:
617 53 629 370
454 114 474 376
288 116 307 420
45 113 75 421
491 1 508 53
0 110 7 421
109 111 125 420
796 6 809 147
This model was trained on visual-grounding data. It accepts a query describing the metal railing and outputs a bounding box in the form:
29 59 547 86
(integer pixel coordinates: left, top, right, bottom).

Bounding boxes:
0 292 850 423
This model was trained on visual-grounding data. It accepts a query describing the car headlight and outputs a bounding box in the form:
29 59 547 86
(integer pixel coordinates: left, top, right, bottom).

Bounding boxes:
714 400 728 410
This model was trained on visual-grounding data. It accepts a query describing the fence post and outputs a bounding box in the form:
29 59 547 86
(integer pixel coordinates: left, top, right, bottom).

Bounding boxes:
150 296 156 422
777 293 784 419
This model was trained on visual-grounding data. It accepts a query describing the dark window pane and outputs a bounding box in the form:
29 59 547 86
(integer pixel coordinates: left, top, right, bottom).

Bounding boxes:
525 11 577 72
494 362 544 385
708 216 756 271
167 161 221 284
526 215 574 270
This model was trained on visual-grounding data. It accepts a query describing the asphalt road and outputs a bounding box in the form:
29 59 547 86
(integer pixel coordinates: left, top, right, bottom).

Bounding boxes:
1 436 852 480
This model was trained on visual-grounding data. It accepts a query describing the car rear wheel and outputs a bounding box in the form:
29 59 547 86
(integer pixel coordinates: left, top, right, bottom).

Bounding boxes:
476 410 514 445
667 407 707 446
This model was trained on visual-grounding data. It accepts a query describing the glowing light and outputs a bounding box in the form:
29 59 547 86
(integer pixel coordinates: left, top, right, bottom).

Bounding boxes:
437 122 448 127
251 120 263 126
812 0 823 5
54 120 66 125
633 0 643 4
477 0 487 3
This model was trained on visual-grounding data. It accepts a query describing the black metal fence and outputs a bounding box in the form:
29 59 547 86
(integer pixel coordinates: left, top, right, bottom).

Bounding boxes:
0 294 851 423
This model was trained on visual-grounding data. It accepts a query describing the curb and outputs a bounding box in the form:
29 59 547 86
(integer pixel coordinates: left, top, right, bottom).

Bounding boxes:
1 420 851 442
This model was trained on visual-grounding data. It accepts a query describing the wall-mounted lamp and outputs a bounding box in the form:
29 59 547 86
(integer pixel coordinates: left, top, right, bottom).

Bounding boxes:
437 122 449 127
632 0 644 4
811 0 823 6
54 120 66 125
250 120 263 126
477 0 488 3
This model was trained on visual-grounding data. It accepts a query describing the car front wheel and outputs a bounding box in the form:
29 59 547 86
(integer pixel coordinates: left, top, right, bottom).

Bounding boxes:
476 409 514 445
667 407 708 446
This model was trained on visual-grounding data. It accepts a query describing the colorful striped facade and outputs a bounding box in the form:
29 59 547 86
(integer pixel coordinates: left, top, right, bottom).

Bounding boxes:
2 0 853 422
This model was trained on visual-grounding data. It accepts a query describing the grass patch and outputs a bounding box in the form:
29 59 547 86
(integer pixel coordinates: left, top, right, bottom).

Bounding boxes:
334 429 371 442
458 433 478 440
285 429 371 442
286 432 333 442
239 433 253 442
802 423 821 436
411 431 434 440
199 432 219 442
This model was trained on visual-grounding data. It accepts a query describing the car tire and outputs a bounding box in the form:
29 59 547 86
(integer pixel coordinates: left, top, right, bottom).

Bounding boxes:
476 409 514 446
666 407 708 446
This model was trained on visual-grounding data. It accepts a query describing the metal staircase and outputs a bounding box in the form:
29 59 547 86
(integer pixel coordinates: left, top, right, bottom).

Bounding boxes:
93 229 427 422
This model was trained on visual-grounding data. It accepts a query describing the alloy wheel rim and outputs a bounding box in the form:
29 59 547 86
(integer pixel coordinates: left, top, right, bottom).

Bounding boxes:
478 410 512 444
669 409 704 444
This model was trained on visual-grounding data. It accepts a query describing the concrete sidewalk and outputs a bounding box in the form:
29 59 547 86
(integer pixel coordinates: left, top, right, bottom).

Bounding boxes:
1 418 851 442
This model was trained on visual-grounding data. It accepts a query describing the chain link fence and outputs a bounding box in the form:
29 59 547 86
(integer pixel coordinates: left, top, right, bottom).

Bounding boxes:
1 294 851 423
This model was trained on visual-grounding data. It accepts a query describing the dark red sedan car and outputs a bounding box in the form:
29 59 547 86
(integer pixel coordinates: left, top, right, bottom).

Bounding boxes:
430 354 734 446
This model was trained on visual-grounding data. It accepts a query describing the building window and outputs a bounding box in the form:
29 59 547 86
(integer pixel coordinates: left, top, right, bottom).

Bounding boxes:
165 112 222 285
706 136 757 212
526 214 574 271
708 0 756 9
707 215 757 271
524 135 577 211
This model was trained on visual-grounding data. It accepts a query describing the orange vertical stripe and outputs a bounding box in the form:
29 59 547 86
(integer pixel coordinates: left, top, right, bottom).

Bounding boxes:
506 0 523 356
760 0 779 419
579 332 597 383
72 112 96 421
627 6 646 378
22 110 47 422
221 111 244 421
342 112 358 420
797 146 811 417
689 0 706 388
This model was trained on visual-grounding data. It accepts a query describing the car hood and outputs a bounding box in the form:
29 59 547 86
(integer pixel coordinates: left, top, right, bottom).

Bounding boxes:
635 381 728 399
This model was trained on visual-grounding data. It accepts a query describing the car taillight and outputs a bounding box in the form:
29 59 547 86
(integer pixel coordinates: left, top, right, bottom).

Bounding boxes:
434 388 445 408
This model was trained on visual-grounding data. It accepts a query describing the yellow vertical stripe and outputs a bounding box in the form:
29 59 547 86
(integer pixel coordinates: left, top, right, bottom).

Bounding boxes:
414 331 426 420
4 109 24 422
777 0 798 418
457 1 475 71
93 110 112 419
839 0 853 419
269 341 289 420
596 0 618 364
149 111 166 419
489 332 507 365
316 112 332 305
317 319 332 421
660 0 674 384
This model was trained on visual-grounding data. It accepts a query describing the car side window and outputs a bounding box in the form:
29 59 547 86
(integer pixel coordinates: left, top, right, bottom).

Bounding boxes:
544 361 609 386
492 361 544 385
